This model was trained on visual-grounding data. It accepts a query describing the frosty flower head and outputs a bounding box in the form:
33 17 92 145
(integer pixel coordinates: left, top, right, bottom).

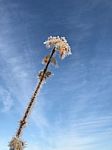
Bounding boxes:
44 36 71 59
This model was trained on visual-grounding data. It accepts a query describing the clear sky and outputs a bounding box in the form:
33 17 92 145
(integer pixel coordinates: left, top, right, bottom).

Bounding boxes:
0 0 112 150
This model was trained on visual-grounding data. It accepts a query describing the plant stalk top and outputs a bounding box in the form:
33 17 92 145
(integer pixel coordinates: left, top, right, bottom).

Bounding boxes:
44 36 71 59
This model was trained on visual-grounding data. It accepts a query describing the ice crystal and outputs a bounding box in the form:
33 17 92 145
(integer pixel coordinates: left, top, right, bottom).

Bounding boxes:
44 36 71 59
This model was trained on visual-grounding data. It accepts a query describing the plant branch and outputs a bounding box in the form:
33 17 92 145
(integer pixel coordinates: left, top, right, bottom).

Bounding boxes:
16 47 56 137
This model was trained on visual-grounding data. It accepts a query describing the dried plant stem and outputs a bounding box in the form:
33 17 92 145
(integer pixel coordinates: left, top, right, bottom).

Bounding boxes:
16 48 56 138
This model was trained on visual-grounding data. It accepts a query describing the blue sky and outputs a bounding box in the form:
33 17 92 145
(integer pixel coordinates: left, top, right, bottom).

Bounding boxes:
0 0 112 149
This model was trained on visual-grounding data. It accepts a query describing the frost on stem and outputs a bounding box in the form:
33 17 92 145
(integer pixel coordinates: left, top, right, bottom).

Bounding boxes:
44 36 71 59
9 137 25 150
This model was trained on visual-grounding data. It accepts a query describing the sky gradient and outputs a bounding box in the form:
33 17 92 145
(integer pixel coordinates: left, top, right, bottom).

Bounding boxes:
0 0 112 150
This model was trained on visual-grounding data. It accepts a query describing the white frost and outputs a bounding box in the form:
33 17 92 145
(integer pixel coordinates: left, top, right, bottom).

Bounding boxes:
44 36 71 59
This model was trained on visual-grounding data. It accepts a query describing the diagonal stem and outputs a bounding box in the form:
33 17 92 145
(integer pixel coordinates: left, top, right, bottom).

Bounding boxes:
16 47 56 138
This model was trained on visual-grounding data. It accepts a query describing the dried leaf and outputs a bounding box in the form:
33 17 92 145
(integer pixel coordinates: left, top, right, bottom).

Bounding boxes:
46 71 52 77
42 55 50 64
42 55 57 65
51 57 57 65
38 70 52 80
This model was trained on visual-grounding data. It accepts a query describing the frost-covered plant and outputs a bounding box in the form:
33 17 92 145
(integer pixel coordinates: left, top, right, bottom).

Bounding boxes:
9 36 71 150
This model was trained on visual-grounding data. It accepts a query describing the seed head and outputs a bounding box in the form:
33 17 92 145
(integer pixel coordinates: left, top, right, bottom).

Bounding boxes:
44 36 71 59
